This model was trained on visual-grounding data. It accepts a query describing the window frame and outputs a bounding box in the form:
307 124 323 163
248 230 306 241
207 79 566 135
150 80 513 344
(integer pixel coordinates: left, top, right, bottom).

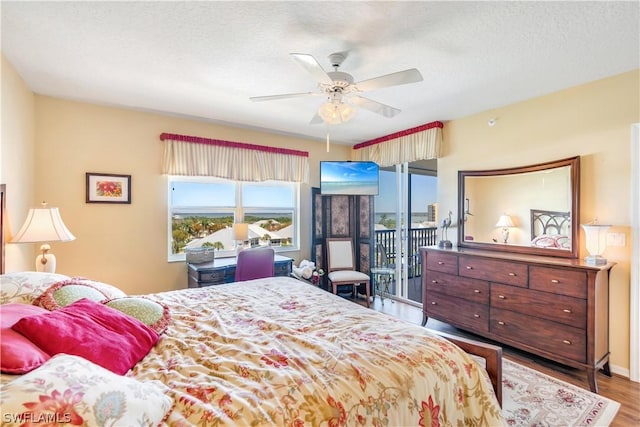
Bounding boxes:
167 176 299 262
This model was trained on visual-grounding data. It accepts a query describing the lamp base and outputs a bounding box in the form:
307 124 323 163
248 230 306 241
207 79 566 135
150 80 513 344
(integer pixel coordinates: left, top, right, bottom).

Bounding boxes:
35 253 56 273
501 228 510 244
438 240 453 249
584 255 607 266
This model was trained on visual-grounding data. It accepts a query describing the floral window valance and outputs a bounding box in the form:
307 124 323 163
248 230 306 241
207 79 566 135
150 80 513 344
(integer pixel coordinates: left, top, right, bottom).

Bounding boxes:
160 133 309 183
352 121 443 167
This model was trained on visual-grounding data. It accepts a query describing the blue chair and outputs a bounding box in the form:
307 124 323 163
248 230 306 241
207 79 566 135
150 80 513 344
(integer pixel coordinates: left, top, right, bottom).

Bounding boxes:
234 247 275 281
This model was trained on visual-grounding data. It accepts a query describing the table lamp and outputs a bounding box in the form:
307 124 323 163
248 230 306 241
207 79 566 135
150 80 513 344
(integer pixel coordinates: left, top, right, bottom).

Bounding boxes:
232 223 249 253
495 214 514 243
581 222 610 265
11 202 75 273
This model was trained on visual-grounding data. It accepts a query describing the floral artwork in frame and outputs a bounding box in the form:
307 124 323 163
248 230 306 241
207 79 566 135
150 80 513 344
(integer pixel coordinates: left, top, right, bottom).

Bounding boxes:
86 173 131 204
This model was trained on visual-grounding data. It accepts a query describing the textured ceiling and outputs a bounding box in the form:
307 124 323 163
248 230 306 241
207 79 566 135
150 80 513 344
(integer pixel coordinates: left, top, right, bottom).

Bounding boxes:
2 1 638 145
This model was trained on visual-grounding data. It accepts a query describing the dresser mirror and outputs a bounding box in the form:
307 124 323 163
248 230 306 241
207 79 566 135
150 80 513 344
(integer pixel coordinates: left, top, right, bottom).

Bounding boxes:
457 156 580 258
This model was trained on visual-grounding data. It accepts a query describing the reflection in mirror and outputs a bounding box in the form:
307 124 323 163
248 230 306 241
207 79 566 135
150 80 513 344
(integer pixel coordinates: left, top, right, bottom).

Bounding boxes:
458 157 579 259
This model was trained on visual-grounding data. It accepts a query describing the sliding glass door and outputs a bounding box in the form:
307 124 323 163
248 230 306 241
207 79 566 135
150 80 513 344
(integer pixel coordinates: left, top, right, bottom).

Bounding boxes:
374 161 438 305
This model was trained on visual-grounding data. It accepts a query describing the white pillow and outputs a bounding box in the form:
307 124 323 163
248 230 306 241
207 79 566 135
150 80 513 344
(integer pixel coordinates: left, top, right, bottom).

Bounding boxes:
0 354 172 426
0 272 70 305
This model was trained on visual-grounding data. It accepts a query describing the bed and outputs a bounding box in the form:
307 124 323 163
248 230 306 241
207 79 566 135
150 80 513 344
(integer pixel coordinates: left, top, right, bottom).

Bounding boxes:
0 270 505 426
530 208 571 249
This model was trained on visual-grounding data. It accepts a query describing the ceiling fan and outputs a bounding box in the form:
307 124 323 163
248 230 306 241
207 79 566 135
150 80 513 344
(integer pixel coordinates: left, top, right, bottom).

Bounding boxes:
250 52 424 125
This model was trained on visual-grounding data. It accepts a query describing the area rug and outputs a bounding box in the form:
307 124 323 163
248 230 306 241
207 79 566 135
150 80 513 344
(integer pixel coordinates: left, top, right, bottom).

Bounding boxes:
503 358 621 426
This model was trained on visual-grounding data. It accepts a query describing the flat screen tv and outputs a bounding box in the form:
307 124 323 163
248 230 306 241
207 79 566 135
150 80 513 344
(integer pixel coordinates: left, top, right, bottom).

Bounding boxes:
320 161 379 195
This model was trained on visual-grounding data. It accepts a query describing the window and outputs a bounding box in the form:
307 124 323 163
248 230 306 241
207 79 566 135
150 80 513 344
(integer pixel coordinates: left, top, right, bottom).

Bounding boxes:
168 177 298 261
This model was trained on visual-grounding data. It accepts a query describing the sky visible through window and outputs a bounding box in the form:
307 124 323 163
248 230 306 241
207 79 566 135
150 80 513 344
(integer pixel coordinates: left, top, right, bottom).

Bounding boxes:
172 181 294 207
375 171 437 214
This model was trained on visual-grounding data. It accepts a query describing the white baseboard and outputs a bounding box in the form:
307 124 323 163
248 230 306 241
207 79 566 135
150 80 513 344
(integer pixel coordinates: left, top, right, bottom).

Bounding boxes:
610 363 631 381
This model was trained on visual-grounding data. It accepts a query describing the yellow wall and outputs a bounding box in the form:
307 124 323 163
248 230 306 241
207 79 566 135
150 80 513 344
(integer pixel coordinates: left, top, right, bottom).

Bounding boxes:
441 69 639 372
1 54 37 271
2 52 638 373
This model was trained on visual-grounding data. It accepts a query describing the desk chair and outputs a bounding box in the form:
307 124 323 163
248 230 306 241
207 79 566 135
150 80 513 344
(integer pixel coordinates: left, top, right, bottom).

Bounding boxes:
326 238 371 307
235 247 275 281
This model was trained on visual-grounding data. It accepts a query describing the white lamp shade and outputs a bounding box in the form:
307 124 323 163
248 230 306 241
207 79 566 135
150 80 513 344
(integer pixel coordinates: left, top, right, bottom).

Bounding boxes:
11 207 76 243
318 102 356 125
581 223 610 264
495 215 514 228
232 223 249 241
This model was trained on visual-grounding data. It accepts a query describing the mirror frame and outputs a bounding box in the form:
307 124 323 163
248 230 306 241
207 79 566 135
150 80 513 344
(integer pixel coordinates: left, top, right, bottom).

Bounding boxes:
457 156 580 259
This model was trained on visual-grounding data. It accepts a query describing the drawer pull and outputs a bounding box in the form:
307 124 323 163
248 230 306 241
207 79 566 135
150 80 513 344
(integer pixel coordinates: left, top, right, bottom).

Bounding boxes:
498 295 506 299
562 340 572 345
551 279 560 284
473 289 481 293
497 321 505 325
438 261 445 265
508 272 516 277
466 266 473 270
431 280 438 284
473 314 480 318
563 309 572 313
431 302 437 305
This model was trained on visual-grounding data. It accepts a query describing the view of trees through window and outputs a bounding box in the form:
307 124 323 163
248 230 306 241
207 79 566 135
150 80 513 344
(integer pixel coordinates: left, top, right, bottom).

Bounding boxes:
169 178 297 260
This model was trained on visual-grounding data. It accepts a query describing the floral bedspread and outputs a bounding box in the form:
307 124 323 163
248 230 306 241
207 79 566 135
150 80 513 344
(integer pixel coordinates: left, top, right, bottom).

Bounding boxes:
133 277 504 426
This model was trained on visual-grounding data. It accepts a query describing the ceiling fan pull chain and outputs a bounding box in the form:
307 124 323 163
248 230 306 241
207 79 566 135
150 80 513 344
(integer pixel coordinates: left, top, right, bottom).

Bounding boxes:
326 126 331 153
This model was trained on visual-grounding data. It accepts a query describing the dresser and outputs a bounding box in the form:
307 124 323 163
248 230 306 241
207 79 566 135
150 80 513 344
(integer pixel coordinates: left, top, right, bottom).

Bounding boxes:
187 255 293 288
421 246 613 393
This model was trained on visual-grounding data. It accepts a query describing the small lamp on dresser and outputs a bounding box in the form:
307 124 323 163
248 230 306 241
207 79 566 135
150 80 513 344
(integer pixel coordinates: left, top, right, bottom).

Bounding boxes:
581 221 610 265
11 202 75 273
495 214 514 243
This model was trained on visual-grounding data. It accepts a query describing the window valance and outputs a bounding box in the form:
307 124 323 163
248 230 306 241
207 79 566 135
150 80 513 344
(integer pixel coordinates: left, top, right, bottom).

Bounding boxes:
352 121 443 167
160 133 309 183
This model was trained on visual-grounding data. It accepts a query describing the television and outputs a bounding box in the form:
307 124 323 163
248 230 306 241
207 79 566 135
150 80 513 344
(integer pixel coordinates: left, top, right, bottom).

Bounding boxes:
320 161 379 195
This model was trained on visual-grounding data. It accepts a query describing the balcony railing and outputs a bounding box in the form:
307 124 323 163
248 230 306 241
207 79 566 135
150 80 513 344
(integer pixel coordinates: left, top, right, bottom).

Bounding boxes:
374 227 438 278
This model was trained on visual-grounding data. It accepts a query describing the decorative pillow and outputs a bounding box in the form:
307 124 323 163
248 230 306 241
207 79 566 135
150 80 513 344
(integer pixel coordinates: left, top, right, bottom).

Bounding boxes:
33 280 111 310
0 304 51 374
0 272 70 305
12 298 159 375
68 277 128 299
555 235 571 249
0 354 172 427
531 235 557 248
105 297 171 334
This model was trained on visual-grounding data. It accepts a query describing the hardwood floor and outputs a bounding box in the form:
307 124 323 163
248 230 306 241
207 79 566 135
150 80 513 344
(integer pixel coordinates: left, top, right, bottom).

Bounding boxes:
356 295 640 427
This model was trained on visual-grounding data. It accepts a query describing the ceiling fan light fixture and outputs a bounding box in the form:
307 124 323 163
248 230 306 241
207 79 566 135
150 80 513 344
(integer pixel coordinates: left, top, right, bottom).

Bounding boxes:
318 101 356 125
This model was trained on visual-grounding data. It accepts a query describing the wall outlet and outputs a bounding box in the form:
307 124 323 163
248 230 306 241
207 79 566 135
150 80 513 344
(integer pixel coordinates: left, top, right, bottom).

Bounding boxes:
606 232 626 247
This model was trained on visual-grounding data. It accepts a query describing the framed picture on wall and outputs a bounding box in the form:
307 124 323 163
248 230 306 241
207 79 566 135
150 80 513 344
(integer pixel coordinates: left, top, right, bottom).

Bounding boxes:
86 172 131 204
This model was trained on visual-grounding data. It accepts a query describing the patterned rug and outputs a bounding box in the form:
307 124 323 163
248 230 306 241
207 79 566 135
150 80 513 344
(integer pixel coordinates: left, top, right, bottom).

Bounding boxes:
503 358 621 426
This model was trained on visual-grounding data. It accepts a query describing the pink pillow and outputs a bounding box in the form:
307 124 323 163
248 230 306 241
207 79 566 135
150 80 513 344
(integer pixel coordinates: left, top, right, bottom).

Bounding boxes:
12 298 159 375
1 304 51 374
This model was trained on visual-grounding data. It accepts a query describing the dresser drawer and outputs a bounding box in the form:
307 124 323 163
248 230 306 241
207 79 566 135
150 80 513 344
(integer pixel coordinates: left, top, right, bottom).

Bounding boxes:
425 292 489 332
426 252 458 275
491 283 586 328
275 260 292 276
491 308 586 363
459 256 528 287
529 266 587 299
198 270 226 283
426 271 489 304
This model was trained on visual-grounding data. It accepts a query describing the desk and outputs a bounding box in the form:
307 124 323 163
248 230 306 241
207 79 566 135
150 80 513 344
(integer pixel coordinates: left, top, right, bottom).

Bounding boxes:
187 255 293 288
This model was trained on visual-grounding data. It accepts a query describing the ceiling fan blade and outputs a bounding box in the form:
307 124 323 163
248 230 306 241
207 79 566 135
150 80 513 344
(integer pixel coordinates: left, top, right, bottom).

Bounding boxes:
350 96 401 118
290 53 334 85
250 92 318 102
355 68 423 92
